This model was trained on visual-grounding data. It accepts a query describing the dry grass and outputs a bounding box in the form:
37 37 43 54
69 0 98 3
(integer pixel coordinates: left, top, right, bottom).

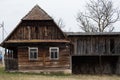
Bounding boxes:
0 65 120 80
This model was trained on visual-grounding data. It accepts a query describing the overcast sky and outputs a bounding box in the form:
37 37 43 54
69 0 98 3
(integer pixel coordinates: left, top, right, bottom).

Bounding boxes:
0 0 120 41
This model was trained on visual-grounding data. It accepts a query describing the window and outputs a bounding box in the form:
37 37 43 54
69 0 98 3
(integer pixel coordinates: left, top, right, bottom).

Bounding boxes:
49 47 59 60
29 47 38 60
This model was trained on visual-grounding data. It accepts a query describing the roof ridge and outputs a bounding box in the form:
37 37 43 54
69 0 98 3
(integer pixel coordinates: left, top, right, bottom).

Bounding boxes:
22 5 52 20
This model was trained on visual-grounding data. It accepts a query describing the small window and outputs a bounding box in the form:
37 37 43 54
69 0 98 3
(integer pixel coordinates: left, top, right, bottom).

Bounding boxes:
29 47 38 60
49 47 59 60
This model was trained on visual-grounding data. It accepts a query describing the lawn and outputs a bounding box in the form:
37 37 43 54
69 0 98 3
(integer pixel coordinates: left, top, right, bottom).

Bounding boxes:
0 66 120 80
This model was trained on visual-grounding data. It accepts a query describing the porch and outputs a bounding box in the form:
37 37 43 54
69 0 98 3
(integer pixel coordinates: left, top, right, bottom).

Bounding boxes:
4 58 18 70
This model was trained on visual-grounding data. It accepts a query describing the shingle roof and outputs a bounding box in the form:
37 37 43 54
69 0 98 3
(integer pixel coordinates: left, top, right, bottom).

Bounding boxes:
65 32 120 36
22 5 52 20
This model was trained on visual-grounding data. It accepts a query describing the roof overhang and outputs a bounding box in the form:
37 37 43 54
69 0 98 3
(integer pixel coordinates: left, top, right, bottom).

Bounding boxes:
65 32 120 36
4 40 70 44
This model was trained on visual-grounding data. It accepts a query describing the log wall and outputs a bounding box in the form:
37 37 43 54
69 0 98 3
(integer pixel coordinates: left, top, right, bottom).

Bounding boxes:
17 45 70 70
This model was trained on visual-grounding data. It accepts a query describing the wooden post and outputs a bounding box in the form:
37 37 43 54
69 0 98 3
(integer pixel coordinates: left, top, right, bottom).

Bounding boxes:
99 55 102 75
116 56 120 74
70 56 72 73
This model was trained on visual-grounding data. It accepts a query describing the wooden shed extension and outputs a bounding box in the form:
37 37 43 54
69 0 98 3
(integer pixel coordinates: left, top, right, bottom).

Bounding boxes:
66 32 120 74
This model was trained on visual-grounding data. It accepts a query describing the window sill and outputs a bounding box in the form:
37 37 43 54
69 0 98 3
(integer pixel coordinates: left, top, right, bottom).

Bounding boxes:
29 59 38 61
50 58 59 61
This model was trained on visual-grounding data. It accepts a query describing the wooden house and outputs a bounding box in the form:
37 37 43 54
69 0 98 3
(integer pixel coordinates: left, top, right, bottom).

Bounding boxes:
1 5 120 74
1 5 71 73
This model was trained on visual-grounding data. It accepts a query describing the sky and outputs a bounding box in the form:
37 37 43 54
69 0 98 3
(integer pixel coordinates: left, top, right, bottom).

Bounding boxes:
0 0 120 42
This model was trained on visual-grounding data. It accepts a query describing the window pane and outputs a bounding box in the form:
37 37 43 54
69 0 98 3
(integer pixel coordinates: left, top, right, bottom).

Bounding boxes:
34 52 37 58
55 52 58 58
51 52 54 58
30 52 34 58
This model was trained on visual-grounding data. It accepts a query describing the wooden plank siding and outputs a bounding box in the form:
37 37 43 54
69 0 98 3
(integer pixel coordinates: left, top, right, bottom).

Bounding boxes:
70 36 120 55
8 21 65 41
18 46 70 70
69 35 120 74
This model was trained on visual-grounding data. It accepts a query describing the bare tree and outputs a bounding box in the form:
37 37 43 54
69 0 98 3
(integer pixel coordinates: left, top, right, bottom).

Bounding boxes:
56 18 65 29
77 0 120 32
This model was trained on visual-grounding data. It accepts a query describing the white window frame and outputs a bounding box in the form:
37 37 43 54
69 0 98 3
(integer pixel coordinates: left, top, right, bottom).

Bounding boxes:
49 47 59 60
29 47 38 60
